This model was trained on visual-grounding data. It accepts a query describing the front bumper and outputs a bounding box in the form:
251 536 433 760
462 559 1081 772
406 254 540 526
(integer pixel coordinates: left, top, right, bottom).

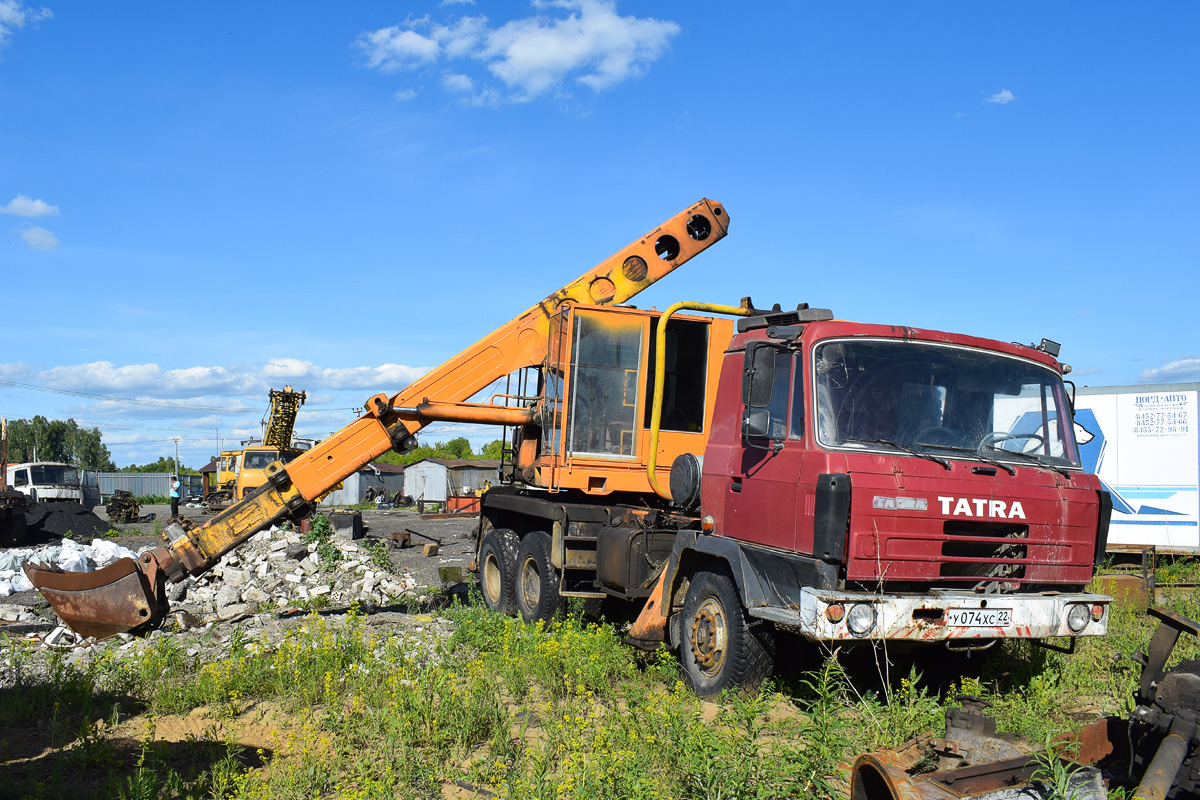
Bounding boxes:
750 588 1112 642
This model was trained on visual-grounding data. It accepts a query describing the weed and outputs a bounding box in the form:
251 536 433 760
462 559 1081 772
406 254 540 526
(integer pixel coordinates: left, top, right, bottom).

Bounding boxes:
362 538 395 572
303 513 345 570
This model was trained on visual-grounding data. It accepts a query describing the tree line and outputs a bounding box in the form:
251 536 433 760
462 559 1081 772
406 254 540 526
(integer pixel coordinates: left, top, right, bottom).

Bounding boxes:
375 436 504 466
4 416 505 474
3 416 198 473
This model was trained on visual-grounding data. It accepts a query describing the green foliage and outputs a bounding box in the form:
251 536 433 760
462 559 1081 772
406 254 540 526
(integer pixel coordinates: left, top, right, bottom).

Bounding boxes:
302 513 343 569
375 437 505 466
120 457 200 475
5 416 116 470
361 538 395 572
12 576 1200 800
479 438 504 460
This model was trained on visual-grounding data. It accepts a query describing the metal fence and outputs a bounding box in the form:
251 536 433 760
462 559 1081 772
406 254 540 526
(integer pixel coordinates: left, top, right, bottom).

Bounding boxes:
96 473 204 498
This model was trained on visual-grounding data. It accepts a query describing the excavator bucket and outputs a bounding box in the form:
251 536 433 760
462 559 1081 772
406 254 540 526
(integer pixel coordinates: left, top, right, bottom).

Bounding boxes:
24 556 167 640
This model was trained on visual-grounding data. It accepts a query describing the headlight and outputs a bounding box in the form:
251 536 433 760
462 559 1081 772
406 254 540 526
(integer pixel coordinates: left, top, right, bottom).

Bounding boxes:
846 603 876 637
1067 603 1090 633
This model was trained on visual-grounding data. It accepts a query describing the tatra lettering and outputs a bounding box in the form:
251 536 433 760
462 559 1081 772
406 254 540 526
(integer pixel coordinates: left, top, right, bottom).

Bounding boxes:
936 496 1029 520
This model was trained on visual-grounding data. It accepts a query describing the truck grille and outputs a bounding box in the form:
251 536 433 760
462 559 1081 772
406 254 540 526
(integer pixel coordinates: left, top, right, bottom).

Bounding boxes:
938 521 1028 583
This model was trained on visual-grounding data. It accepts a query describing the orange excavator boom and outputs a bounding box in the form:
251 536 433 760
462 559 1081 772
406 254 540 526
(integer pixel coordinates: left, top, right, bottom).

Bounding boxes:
25 198 730 639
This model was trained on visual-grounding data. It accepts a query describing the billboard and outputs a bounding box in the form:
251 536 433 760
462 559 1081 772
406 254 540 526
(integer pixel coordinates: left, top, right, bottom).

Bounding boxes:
1074 384 1199 551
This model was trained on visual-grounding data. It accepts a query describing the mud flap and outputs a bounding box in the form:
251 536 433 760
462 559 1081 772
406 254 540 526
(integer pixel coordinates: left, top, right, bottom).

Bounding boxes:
24 556 167 640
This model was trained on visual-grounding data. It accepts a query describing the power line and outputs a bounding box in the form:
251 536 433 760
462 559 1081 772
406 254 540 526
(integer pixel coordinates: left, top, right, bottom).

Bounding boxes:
0 378 248 412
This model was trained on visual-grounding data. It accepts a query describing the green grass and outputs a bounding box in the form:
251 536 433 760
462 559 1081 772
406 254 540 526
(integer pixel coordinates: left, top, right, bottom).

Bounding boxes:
3 584 1198 799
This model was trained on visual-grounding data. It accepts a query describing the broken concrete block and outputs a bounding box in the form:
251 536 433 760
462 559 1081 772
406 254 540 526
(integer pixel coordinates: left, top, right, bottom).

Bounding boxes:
423 543 439 557
215 586 241 608
218 603 249 621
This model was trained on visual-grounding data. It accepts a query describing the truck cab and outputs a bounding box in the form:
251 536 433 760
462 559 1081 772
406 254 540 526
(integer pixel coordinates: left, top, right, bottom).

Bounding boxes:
691 314 1108 642
5 462 84 504
234 444 308 500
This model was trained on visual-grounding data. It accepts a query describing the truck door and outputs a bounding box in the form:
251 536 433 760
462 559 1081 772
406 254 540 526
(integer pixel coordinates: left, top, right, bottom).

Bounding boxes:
723 344 807 551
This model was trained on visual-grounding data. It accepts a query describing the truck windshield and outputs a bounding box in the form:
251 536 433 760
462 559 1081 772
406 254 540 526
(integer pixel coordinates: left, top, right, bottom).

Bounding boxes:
814 339 1080 469
242 451 279 470
30 465 80 486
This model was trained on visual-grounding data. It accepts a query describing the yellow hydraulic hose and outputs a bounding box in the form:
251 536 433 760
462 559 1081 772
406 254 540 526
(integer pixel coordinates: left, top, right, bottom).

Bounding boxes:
646 300 755 500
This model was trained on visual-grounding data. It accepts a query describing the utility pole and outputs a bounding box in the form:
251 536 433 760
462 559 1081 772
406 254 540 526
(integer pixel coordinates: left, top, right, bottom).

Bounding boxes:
173 438 180 477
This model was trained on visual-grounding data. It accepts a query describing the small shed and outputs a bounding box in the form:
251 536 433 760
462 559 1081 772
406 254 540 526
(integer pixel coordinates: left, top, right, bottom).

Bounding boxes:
199 459 218 495
321 462 406 507
402 458 500 504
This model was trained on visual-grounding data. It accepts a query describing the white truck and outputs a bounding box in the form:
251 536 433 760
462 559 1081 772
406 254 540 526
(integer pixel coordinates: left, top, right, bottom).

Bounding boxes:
1073 382 1200 553
5 461 85 504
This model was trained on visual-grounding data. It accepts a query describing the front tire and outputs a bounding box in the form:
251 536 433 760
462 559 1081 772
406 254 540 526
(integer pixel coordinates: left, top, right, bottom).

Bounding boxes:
679 566 775 696
479 528 519 616
515 531 563 624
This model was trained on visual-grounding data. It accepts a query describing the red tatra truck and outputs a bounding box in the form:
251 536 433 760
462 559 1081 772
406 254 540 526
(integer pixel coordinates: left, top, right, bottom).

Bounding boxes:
25 198 1111 696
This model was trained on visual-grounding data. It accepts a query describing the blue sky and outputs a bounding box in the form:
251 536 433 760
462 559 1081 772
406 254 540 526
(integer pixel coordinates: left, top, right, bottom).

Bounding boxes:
1 1 1197 469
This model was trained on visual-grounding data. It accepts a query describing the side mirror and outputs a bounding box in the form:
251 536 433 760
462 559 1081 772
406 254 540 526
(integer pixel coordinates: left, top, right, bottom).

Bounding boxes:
743 408 771 439
1064 379 1077 415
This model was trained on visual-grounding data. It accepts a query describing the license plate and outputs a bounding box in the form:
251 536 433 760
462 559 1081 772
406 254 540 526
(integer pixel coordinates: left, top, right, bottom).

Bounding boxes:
947 607 1012 627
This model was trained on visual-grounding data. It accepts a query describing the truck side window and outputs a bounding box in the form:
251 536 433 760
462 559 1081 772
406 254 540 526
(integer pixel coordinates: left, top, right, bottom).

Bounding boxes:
765 349 791 440
789 355 804 439
14 469 28 487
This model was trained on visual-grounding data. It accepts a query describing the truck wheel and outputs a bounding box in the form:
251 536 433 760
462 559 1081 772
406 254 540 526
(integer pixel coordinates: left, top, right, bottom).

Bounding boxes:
679 567 775 696
515 530 564 624
479 528 519 616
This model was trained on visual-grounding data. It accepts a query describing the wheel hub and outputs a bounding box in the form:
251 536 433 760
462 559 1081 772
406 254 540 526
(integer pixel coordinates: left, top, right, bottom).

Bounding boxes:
689 598 727 675
482 553 502 603
519 556 541 610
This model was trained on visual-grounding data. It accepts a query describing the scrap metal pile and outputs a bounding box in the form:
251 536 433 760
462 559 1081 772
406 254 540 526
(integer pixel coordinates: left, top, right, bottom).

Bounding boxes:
104 490 142 523
851 607 1200 800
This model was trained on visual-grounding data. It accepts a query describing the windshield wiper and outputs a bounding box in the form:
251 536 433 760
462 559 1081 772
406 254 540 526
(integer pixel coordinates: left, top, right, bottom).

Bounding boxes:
979 445 1072 478
845 438 951 471
914 443 1016 476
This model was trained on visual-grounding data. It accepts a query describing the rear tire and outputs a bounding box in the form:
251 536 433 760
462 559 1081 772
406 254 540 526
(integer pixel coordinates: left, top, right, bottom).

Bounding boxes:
678 566 775 696
479 528 519 616
515 531 564 624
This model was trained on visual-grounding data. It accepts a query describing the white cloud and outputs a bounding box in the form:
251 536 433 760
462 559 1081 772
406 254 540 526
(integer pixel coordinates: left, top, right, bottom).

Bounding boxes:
1140 357 1200 384
1 193 59 217
443 72 474 92
985 89 1016 105
262 357 318 380
439 0 475 5
320 363 427 389
0 1 52 51
20 225 58 250
393 88 418 101
2 358 429 397
357 0 679 104
358 24 441 72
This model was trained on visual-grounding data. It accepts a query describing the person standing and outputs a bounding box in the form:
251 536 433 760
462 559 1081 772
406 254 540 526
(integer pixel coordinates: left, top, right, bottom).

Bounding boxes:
170 475 181 518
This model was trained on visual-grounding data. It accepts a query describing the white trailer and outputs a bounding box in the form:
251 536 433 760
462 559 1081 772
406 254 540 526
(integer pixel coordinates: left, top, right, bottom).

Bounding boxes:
1074 382 1199 553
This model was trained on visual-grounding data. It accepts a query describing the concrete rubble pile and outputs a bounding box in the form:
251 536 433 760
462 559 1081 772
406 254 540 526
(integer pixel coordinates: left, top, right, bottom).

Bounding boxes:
171 526 419 622
0 538 137 597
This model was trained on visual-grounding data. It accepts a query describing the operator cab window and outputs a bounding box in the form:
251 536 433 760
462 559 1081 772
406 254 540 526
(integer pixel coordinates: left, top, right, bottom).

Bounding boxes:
14 469 28 487
644 318 709 433
568 311 643 458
